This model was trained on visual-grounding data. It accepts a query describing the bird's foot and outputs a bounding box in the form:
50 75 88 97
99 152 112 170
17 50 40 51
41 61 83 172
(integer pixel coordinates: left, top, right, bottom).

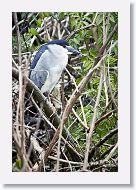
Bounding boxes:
43 92 51 101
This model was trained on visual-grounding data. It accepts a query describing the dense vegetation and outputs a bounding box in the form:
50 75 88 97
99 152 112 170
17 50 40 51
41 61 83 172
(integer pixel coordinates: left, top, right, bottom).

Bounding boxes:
12 12 118 172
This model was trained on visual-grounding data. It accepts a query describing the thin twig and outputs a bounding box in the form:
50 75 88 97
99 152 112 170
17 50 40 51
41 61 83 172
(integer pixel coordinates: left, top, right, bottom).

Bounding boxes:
107 40 118 109
61 15 70 38
103 13 110 107
72 108 89 130
57 23 61 39
12 58 19 69
88 128 118 159
13 12 21 66
51 19 57 38
104 143 118 162
95 108 117 128
51 12 70 35
83 66 104 170
44 18 51 41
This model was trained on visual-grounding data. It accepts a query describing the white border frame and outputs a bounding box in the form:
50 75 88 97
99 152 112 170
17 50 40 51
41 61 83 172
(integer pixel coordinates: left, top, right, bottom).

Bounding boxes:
0 0 130 184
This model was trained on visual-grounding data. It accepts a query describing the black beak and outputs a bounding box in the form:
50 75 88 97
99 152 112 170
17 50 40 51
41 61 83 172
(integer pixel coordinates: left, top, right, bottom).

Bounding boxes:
66 46 81 55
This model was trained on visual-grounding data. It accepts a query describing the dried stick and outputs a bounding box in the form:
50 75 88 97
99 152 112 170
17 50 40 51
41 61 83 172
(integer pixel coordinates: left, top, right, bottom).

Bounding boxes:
65 67 88 129
57 23 61 39
72 108 89 130
95 108 117 128
104 143 118 162
44 18 51 41
103 13 110 107
83 66 104 170
97 145 115 160
61 15 70 38
51 20 57 38
89 128 118 159
13 12 21 66
51 12 70 35
107 41 118 109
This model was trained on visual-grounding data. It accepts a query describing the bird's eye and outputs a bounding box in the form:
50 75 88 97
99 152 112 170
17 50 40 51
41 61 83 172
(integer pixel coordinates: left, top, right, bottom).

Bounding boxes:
63 45 66 48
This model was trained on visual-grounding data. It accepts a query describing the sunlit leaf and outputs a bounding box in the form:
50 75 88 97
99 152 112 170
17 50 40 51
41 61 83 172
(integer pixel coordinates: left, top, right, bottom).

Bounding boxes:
29 28 38 36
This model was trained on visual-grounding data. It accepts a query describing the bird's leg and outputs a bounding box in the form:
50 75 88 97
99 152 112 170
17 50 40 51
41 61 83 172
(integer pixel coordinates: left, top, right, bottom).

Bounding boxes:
43 92 60 117
43 92 59 117
43 92 56 107
43 92 51 102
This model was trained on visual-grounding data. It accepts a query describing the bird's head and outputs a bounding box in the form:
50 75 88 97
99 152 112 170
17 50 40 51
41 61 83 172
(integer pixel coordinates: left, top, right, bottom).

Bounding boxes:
47 39 80 56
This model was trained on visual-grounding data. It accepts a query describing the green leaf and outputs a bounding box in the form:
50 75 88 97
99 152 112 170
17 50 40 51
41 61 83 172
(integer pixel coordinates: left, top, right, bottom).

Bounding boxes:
43 12 51 17
110 15 115 23
39 13 45 19
36 18 42 27
96 14 103 25
84 16 92 23
73 38 80 45
81 49 88 54
16 159 23 169
30 28 38 36
70 18 76 29
58 12 65 20
89 50 97 57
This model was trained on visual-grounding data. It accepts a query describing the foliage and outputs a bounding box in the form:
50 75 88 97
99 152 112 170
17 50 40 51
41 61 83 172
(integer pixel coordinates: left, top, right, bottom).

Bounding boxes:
12 12 118 172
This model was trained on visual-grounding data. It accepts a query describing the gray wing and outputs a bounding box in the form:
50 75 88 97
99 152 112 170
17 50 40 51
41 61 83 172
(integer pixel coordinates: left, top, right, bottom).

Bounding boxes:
29 44 48 77
29 44 49 89
30 69 49 89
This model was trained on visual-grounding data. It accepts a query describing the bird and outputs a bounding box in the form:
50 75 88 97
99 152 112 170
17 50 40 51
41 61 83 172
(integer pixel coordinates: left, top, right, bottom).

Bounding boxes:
29 39 80 95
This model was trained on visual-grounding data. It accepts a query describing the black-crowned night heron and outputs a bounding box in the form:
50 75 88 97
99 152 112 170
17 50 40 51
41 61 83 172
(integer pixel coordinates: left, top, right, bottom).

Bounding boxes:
29 39 80 95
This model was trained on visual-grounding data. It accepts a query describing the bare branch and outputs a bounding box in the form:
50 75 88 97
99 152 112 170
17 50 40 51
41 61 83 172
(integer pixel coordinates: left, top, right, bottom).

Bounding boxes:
13 12 21 66
89 128 118 159
83 66 104 170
